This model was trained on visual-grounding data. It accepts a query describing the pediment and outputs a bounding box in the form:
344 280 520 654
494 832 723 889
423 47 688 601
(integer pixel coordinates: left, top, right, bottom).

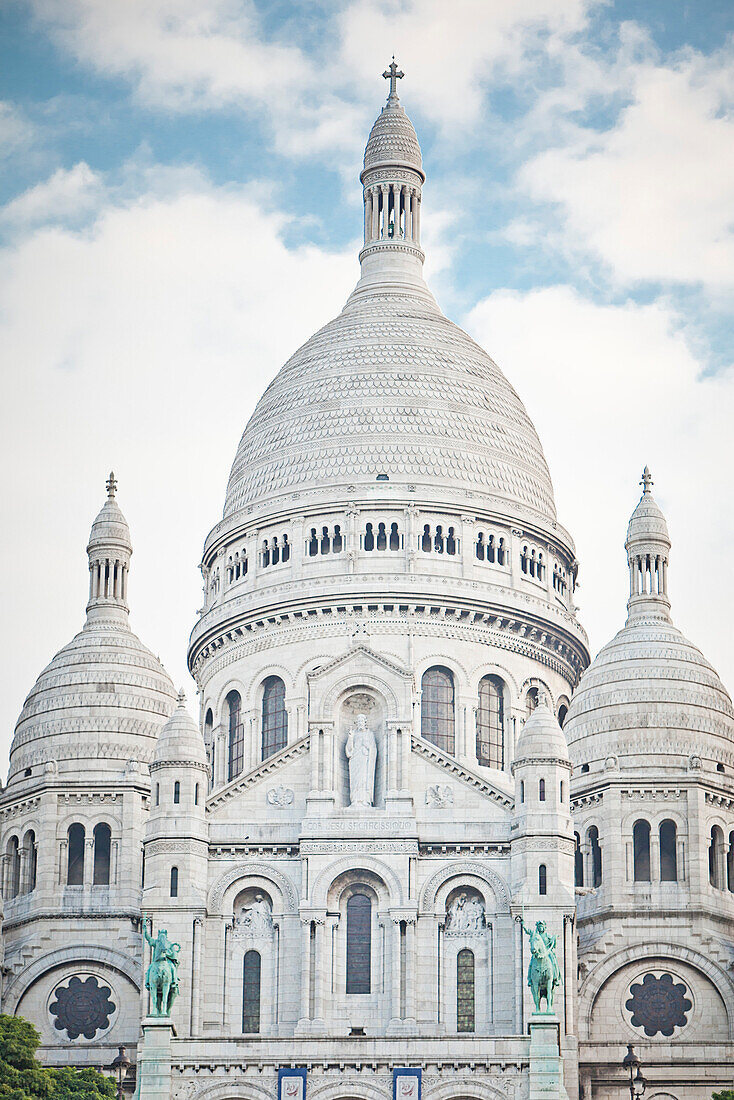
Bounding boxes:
307 644 412 684
411 733 515 812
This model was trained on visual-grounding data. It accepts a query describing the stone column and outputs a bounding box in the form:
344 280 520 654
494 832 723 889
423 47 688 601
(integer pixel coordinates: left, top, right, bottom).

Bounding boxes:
389 918 402 1025
298 919 311 1028
415 194 421 243
405 918 416 1022
514 914 524 1030
650 832 660 882
190 917 203 1035
83 837 94 886
364 189 371 242
312 917 326 1027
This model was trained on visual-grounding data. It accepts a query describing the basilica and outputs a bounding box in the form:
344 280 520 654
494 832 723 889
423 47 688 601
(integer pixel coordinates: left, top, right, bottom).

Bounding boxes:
1 68 733 1100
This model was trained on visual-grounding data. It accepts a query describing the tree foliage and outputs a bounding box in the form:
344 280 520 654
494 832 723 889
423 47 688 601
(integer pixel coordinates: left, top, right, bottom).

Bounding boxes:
712 1093 734 1100
0 1016 116 1100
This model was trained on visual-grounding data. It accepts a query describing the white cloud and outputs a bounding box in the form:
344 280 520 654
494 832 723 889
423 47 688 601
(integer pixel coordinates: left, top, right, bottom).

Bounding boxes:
0 102 37 160
518 45 734 291
0 171 355 769
464 285 734 691
29 0 597 157
1 162 104 227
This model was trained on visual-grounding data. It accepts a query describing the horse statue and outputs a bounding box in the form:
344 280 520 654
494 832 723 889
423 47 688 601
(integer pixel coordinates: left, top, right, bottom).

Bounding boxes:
521 918 562 1012
143 915 181 1017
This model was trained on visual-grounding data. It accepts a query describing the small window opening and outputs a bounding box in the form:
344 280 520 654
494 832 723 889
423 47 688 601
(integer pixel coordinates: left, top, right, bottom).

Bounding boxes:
538 864 547 895
173 781 180 804
170 866 179 897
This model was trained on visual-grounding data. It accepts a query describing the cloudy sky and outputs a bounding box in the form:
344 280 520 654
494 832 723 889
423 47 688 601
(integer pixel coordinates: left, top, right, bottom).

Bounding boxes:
1 0 732 772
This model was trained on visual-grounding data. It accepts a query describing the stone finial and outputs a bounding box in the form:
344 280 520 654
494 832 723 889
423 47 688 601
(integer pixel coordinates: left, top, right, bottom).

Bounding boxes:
382 57 404 98
536 689 550 709
106 470 118 498
176 688 186 705
640 466 653 494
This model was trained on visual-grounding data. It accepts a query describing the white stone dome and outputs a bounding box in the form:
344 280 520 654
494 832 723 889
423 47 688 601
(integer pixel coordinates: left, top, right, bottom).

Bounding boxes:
153 692 207 768
363 97 422 175
515 694 570 763
224 287 557 522
8 480 176 785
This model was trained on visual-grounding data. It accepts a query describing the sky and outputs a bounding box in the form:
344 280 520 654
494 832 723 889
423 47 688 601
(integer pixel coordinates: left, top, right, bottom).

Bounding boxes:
1 0 732 774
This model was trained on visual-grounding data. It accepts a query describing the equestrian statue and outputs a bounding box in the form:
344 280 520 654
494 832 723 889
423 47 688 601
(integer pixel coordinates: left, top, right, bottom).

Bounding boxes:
520 918 562 1012
142 915 181 1017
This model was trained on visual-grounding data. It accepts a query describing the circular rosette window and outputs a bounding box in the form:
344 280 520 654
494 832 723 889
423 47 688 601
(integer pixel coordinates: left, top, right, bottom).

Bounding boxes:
624 971 692 1038
48 974 117 1040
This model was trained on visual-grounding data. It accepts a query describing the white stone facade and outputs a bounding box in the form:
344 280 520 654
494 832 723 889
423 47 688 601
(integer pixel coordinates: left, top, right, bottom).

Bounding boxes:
1 73 733 1100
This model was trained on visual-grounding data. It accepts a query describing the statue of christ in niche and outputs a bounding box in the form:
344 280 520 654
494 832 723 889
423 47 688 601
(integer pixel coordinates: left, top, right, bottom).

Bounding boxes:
345 713 377 807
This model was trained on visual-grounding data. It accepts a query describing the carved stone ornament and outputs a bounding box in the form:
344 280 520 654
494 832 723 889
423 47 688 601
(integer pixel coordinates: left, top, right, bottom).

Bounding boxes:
625 972 692 1037
446 891 486 934
266 784 294 807
426 783 454 807
49 975 116 1040
233 894 274 940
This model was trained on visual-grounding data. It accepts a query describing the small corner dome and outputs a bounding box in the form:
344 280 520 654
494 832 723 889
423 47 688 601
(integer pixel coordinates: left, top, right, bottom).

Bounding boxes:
363 100 423 175
514 695 570 764
154 691 207 767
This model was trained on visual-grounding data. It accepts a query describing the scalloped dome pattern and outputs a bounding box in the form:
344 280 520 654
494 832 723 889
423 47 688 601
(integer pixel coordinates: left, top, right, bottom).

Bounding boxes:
626 492 670 546
225 291 556 521
9 614 177 780
364 101 422 173
564 616 734 757
87 497 132 552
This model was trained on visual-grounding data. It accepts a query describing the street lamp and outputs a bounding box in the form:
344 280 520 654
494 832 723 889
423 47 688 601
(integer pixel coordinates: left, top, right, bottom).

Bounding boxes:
110 1046 131 1100
622 1045 646 1100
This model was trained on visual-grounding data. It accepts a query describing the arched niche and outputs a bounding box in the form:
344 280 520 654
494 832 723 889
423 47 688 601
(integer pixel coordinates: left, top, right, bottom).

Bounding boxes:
337 689 387 809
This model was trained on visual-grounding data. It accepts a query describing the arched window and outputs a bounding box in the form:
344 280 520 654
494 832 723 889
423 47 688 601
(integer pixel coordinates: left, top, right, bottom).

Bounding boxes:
633 820 651 882
346 893 371 994
227 690 244 781
243 950 261 1033
320 527 330 554
588 825 602 887
557 704 568 728
204 708 214 789
539 864 547 895
173 781 180 804
376 522 387 550
421 524 431 552
261 676 287 760
364 523 375 551
170 866 179 897
195 783 200 806
67 824 85 886
446 527 457 555
333 526 343 553
308 529 318 556
23 830 37 894
476 533 485 560
659 820 677 881
282 534 290 562
526 687 539 715
709 825 725 889
6 837 20 899
421 666 455 755
476 675 504 769
456 948 475 1033
520 780 525 803
93 823 111 885
728 831 734 893
574 832 584 887
155 783 160 806
539 778 546 801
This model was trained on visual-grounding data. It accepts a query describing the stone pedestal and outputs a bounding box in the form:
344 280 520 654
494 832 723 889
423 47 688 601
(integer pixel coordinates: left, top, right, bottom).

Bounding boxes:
135 1018 176 1100
528 1013 569 1100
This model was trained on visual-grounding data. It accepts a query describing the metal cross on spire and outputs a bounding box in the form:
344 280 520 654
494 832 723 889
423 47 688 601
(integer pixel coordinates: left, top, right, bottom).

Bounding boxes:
106 470 117 498
640 466 653 494
383 58 404 98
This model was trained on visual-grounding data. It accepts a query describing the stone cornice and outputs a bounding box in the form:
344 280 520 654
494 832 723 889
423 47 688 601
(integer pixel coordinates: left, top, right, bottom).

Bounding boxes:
410 734 514 808
206 735 309 811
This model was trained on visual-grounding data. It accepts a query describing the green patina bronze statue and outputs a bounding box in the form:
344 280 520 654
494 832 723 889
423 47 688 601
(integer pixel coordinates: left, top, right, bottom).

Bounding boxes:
521 918 562 1012
143 915 181 1017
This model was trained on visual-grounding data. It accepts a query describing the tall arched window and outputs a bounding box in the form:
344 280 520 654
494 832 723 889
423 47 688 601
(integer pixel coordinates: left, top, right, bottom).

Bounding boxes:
67 824 85 886
456 948 475 1033
204 708 214 789
243 950 261 1033
170 866 179 897
93 823 111 885
346 893 371 994
5 837 20 899
538 864 547 895
421 666 455 755
659 819 677 881
227 690 244 781
538 778 546 801
476 675 504 769
23 830 37 894
574 832 583 887
557 703 569 728
709 825 725 889
728 831 734 893
633 820 651 882
261 676 287 760
173 781 180 804
587 826 602 886
526 687 539 716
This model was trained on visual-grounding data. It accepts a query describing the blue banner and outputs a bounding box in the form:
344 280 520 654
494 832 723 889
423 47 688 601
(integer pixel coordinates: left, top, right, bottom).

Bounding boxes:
278 1069 307 1100
393 1068 421 1100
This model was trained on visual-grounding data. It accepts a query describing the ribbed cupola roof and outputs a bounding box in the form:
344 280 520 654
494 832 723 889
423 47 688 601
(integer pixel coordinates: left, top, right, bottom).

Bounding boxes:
625 466 672 623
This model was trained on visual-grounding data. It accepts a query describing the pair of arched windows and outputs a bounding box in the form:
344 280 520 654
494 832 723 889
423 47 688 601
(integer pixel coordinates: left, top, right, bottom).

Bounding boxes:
574 828 603 887
420 668 506 768
66 823 111 886
226 680 289 781
4 831 36 899
633 819 678 882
